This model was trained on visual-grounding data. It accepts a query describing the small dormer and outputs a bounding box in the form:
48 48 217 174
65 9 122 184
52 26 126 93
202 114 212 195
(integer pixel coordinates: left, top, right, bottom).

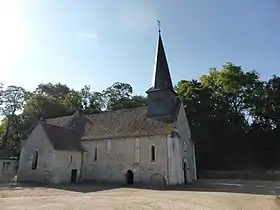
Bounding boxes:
62 110 79 128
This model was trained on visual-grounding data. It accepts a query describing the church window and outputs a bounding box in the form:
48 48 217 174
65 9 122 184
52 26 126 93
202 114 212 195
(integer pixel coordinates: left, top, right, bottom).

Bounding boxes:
106 140 112 154
32 150 39 170
171 131 180 138
94 147 98 162
183 141 187 151
151 145 156 162
135 138 140 163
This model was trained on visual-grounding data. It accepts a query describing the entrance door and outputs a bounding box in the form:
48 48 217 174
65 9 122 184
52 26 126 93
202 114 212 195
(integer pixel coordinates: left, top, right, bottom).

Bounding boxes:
71 169 78 183
126 170 134 185
183 160 191 184
183 162 187 184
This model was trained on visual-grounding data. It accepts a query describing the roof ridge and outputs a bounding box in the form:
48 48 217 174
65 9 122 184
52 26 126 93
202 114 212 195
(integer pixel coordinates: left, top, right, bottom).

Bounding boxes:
40 122 74 131
83 106 147 118
44 114 72 120
45 106 148 120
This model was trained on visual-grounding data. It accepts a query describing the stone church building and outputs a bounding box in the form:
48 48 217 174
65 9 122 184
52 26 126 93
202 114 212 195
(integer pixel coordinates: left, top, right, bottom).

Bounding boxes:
17 30 197 186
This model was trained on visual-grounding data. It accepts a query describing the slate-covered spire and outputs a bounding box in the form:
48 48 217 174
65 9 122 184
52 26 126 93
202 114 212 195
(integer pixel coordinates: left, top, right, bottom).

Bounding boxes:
147 23 173 92
145 22 180 122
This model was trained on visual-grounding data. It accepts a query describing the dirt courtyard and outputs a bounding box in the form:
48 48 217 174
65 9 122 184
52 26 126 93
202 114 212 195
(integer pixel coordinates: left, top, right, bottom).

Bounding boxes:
1 179 280 210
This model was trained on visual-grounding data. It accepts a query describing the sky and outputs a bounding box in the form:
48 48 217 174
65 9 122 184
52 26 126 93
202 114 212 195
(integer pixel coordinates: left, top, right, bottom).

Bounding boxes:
0 0 280 95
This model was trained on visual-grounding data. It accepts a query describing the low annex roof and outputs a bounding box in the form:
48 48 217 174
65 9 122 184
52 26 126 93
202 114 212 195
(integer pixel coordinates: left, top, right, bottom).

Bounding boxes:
40 122 83 151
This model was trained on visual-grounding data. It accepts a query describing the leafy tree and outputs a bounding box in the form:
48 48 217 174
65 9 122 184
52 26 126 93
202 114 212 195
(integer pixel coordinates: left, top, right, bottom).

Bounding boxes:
102 82 133 111
176 63 265 170
23 93 70 120
0 86 26 148
36 83 70 99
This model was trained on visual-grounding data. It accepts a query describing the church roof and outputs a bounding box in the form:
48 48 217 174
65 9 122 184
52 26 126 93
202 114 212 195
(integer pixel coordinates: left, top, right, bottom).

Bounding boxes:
40 122 83 151
147 32 174 93
46 106 174 141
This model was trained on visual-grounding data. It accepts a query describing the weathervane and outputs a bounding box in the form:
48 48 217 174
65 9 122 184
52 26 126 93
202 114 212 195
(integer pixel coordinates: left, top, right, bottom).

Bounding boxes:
157 20 161 33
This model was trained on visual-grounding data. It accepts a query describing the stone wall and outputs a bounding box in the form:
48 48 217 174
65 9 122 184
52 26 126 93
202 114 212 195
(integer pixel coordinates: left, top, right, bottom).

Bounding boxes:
17 123 55 184
175 102 196 181
81 135 168 185
0 159 18 182
53 150 82 184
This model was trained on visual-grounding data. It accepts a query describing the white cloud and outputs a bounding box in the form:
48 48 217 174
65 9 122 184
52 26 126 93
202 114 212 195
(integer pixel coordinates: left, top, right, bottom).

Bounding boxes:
119 3 158 35
76 32 98 42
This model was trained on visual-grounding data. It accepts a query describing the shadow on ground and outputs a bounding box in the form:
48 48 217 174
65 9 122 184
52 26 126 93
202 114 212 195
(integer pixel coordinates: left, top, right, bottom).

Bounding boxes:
165 179 280 196
0 181 124 193
2 179 280 196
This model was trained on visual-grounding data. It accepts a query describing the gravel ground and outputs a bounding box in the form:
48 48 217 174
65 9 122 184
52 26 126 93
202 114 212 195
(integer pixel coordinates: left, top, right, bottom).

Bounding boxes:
0 180 279 210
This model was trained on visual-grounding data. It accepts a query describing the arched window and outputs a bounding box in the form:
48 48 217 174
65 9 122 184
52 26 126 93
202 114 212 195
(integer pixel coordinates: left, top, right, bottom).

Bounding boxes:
171 131 180 138
183 141 187 151
151 145 156 162
94 147 98 162
32 150 39 170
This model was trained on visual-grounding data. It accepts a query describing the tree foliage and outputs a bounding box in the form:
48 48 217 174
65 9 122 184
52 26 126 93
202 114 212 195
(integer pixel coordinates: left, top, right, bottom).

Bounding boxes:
0 86 26 149
0 82 146 153
175 62 280 170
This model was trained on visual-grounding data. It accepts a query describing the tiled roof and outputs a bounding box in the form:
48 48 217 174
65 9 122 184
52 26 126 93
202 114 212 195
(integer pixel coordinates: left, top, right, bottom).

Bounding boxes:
46 106 174 141
41 123 83 151
81 106 172 140
147 32 173 92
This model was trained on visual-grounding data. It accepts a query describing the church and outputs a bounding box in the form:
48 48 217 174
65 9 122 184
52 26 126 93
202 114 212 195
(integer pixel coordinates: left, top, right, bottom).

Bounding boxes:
17 28 197 186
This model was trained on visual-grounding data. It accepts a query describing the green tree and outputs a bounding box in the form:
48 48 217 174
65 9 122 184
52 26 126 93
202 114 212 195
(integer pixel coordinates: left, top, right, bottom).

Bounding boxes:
102 82 133 111
176 62 263 170
0 86 26 149
36 83 70 99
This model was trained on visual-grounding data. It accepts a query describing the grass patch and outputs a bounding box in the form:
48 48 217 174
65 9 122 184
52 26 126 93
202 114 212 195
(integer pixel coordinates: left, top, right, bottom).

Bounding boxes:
275 196 280 208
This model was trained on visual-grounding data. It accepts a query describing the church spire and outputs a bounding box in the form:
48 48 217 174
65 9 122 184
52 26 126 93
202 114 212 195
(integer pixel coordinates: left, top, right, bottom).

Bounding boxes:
147 21 173 93
145 22 179 122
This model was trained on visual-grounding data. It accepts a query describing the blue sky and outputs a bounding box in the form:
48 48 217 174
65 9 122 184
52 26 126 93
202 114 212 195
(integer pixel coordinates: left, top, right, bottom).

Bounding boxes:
0 0 279 95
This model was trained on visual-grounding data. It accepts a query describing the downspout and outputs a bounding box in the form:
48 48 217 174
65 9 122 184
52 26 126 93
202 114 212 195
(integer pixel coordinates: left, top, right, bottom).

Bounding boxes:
165 134 169 185
79 147 85 182
192 143 197 180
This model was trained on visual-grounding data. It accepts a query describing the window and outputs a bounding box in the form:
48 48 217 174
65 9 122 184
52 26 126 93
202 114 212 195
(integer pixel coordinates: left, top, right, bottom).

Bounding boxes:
70 156 73 162
32 150 39 170
134 138 140 163
94 147 98 162
183 141 187 151
171 131 180 138
151 145 156 162
106 140 112 154
2 162 10 172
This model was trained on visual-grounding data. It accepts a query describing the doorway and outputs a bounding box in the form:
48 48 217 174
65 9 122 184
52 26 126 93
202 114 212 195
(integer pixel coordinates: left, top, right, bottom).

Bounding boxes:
126 170 134 185
183 160 190 184
183 162 187 184
71 169 78 183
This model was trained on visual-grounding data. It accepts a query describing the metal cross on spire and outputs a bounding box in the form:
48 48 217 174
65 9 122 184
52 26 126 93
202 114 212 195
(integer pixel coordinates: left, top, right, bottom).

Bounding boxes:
157 20 161 33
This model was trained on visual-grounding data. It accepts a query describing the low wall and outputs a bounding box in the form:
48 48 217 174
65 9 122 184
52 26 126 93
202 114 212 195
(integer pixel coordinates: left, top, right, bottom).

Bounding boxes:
0 159 18 182
198 170 280 181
